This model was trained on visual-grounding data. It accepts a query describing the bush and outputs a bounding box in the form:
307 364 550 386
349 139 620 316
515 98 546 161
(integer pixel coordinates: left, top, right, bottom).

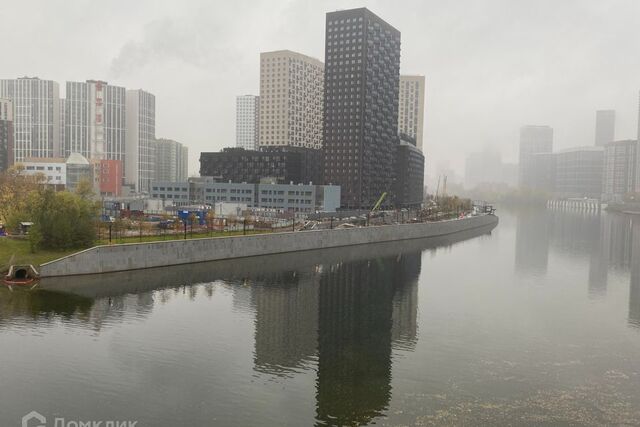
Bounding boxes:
25 188 98 250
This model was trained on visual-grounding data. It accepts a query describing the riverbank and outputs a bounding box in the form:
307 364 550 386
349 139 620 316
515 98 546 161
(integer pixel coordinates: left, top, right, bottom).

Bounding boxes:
39 214 498 277
0 238 77 273
0 229 271 273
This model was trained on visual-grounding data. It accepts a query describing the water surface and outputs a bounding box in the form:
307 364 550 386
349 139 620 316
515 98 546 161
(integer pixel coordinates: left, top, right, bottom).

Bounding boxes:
1 209 639 426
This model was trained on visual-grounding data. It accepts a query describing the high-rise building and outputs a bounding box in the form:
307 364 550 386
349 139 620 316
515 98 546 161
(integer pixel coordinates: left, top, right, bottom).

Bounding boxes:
603 139 637 201
155 138 188 182
125 89 156 193
323 8 401 209
59 99 66 155
595 109 615 146
64 80 126 165
0 98 13 172
554 146 604 199
398 75 425 151
518 125 553 190
259 50 324 150
236 95 260 150
0 77 60 162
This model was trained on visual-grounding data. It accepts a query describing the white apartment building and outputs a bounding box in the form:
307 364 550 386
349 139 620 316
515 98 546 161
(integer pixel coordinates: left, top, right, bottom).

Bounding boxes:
126 89 156 193
64 80 126 165
259 50 324 150
0 77 61 162
236 95 260 150
398 75 425 151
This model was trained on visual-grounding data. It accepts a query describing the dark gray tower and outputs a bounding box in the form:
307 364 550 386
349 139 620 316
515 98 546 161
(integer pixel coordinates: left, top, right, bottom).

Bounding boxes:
323 8 401 209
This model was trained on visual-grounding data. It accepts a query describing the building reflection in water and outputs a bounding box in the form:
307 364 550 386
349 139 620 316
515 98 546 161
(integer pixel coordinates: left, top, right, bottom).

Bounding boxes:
315 252 420 426
515 208 640 327
515 209 551 275
237 250 421 424
250 271 320 375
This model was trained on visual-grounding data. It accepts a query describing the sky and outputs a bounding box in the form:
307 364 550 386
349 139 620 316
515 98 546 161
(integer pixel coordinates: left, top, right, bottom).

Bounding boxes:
1 0 639 181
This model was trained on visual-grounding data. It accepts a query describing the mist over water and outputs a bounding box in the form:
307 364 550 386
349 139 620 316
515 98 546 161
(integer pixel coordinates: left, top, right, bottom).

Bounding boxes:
1 209 640 426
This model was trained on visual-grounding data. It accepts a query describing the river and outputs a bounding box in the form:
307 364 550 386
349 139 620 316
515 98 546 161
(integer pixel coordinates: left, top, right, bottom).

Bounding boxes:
1 208 639 426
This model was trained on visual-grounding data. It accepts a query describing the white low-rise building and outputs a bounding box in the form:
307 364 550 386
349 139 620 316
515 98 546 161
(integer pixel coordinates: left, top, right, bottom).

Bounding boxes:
21 157 67 186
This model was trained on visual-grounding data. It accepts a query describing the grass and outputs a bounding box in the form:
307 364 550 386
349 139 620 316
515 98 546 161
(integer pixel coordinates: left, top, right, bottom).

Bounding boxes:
95 228 271 245
0 238 79 272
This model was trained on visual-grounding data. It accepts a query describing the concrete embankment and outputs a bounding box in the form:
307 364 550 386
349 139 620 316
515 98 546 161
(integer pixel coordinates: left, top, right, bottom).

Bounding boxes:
39 214 498 277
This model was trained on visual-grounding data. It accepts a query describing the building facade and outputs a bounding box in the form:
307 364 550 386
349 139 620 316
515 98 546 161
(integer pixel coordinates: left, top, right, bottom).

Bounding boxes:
595 109 615 146
553 146 603 199
94 159 123 197
64 80 126 164
0 98 13 172
603 140 637 201
259 50 324 150
66 153 93 192
20 157 67 187
125 89 156 193
398 75 425 151
0 77 61 162
200 147 323 185
323 8 401 209
518 125 554 190
151 178 340 213
155 138 189 182
236 95 260 150
394 137 425 208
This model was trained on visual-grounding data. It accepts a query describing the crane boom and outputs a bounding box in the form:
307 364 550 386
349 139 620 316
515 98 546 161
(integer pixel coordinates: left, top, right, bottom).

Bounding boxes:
371 192 387 213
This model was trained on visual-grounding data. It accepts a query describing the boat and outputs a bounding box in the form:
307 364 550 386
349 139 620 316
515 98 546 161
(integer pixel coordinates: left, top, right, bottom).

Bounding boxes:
3 265 40 288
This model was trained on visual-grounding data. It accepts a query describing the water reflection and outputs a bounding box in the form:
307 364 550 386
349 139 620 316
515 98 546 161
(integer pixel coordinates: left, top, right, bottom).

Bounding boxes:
515 210 550 275
515 209 640 329
0 225 493 426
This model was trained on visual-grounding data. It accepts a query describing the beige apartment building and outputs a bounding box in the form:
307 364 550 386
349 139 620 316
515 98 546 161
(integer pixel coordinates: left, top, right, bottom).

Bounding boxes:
398 75 425 151
259 50 324 150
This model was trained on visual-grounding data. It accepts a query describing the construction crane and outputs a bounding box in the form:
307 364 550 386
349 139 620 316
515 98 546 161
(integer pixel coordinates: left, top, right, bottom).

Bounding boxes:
371 192 387 213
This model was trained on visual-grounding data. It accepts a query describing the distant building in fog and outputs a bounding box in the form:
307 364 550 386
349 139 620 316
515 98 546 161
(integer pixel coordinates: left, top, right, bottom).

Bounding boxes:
0 98 13 172
236 95 259 151
519 125 553 191
501 163 519 188
595 110 615 146
465 149 502 189
554 146 603 199
155 138 188 182
603 139 637 201
398 75 425 151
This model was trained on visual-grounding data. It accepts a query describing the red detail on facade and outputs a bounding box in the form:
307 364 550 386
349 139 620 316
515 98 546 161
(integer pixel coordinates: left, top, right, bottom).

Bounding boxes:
97 159 122 196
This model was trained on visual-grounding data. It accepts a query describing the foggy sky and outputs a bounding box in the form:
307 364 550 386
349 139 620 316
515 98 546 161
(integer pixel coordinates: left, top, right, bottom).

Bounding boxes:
2 0 639 179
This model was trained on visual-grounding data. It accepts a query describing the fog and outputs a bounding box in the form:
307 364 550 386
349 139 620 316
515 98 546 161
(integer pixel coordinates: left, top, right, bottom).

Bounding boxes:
2 0 639 180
